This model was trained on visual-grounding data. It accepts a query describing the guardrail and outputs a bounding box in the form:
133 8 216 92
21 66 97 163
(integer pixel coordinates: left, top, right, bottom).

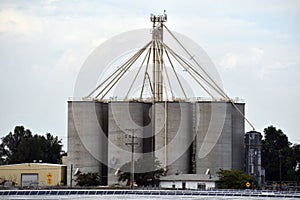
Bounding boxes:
0 189 299 198
67 96 246 103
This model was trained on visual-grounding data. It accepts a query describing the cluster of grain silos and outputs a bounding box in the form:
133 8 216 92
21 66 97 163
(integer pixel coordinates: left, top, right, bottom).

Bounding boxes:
67 100 245 186
67 12 248 186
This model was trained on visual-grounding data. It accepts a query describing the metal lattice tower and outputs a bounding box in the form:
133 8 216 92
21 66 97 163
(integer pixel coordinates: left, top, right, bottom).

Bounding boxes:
151 11 167 101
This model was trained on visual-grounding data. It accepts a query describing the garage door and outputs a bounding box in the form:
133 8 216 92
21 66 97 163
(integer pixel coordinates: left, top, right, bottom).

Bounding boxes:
21 174 38 187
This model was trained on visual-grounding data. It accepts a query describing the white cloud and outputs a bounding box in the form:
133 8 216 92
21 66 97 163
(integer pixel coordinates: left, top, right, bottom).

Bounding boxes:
0 10 44 36
219 47 265 70
218 46 296 81
251 47 264 62
56 49 83 71
258 62 290 80
219 53 239 70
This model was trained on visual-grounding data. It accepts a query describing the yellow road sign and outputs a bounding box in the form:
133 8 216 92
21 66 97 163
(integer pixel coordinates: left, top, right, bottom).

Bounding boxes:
246 182 251 188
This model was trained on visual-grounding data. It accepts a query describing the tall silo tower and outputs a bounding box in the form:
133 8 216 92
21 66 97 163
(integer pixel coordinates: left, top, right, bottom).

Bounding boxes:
68 12 254 186
245 131 264 187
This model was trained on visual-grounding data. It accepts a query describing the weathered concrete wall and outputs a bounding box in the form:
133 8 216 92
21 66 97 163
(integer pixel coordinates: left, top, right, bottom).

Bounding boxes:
231 103 245 170
67 101 107 186
68 100 245 186
154 102 192 175
195 102 244 175
195 102 232 174
107 102 144 185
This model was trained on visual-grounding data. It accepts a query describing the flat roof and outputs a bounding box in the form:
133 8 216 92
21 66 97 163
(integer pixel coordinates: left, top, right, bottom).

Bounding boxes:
0 163 66 168
160 174 219 182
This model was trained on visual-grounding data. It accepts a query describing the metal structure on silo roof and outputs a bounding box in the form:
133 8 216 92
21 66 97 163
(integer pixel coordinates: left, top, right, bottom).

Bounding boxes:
84 11 231 102
67 11 256 186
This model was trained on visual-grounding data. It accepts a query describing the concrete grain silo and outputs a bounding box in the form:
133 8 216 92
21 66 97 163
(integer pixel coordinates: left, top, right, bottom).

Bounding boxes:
67 12 253 187
67 101 108 186
154 102 193 175
107 102 144 184
194 102 245 175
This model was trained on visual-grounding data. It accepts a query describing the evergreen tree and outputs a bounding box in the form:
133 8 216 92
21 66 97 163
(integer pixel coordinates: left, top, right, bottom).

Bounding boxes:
0 126 63 164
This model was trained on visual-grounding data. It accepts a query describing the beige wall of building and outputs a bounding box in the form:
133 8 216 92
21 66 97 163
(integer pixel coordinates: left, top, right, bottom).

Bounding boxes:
0 163 66 187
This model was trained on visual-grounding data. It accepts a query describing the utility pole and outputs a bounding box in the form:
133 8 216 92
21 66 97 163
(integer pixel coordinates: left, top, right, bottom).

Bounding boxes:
125 128 139 189
279 151 282 190
70 164 73 188
131 129 135 189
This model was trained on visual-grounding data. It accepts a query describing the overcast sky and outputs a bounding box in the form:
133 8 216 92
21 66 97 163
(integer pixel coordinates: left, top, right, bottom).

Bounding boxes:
0 0 299 149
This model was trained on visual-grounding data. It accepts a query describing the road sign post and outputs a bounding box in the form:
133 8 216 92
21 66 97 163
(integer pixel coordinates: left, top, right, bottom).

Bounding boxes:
246 181 251 188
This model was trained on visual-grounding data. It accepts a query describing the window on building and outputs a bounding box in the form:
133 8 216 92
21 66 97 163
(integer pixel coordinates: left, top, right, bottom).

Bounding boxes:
197 183 206 190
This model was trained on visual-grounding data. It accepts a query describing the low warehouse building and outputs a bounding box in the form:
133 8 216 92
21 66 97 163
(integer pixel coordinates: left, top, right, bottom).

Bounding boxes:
160 174 218 190
0 163 67 187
